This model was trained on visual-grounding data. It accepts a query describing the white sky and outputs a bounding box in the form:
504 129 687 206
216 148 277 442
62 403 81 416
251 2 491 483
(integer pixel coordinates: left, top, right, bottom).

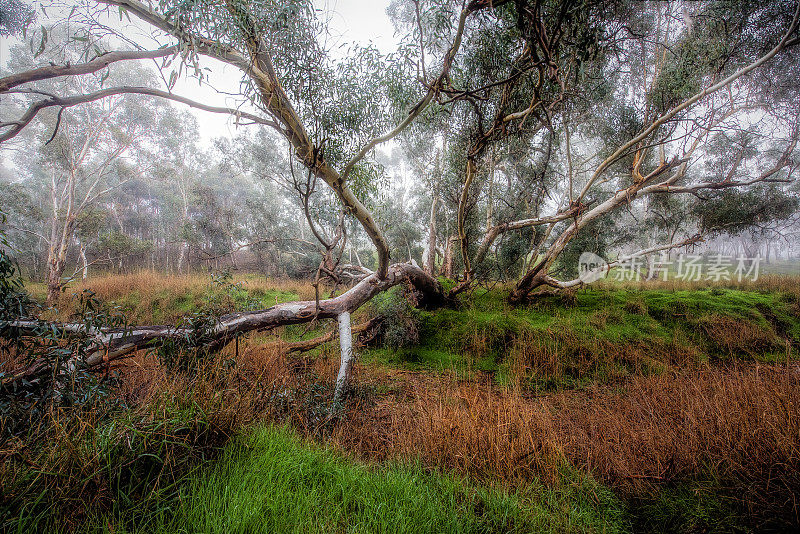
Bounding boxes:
315 0 399 55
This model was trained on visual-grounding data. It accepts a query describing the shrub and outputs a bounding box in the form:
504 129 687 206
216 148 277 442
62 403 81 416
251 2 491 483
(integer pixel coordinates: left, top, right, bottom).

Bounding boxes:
369 287 421 350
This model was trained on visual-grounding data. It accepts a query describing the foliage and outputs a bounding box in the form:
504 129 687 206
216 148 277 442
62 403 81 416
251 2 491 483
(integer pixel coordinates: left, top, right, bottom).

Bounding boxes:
553 219 610 280
369 286 422 350
693 185 799 237
155 271 261 373
0 0 34 36
99 230 153 258
0 393 228 532
0 289 127 440
495 227 538 280
0 212 36 321
157 0 418 177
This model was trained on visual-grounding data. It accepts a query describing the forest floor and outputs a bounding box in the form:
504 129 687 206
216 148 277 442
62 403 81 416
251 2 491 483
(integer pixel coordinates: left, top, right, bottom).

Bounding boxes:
3 271 800 533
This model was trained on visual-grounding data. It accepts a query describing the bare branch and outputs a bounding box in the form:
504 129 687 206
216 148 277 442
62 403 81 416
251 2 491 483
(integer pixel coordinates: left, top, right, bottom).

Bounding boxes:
2 223 50 244
0 46 180 92
0 86 279 143
544 235 703 289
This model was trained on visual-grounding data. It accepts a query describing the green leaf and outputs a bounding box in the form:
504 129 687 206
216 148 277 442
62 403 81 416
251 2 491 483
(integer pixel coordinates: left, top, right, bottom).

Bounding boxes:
34 26 47 58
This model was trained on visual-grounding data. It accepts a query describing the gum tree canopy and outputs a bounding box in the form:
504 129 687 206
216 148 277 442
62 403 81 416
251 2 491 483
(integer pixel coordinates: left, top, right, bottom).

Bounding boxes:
1 0 799 378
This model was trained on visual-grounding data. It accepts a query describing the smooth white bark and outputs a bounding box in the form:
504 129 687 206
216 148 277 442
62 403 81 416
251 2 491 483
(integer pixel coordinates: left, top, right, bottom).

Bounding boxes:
333 311 354 406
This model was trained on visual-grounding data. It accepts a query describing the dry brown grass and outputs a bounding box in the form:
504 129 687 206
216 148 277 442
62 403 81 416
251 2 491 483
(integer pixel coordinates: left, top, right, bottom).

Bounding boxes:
556 364 798 485
5 332 798 527
327 362 800 522
31 271 316 322
698 314 786 357
65 271 313 301
505 326 700 387
74 271 209 300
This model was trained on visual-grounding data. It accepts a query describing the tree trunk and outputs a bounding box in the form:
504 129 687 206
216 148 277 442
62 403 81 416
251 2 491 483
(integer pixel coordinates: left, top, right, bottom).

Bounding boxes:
46 256 65 306
425 195 439 275
333 311 353 406
177 243 187 274
645 253 656 280
10 262 445 371
45 222 74 306
443 235 456 279
508 270 547 305
80 245 88 281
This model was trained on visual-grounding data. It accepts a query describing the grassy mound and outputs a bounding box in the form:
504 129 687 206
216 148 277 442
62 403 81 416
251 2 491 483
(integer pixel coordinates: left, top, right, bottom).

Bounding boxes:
364 285 800 390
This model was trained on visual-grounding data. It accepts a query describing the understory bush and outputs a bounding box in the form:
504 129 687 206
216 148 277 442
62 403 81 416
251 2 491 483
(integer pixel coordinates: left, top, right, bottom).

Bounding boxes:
369 287 422 350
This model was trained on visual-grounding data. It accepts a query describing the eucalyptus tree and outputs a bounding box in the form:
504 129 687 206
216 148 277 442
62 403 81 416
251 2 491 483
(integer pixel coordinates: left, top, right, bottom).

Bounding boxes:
2 40 172 303
1 0 799 400
407 0 800 301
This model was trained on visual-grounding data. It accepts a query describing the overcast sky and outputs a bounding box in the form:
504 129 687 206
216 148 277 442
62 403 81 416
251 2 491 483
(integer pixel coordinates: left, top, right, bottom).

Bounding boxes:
316 0 398 54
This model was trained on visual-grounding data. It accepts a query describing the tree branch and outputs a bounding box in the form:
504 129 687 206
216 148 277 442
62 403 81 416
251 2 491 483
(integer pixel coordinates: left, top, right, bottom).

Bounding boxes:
544 235 703 289
340 5 473 182
473 204 585 267
575 1 800 201
0 46 180 92
0 86 279 143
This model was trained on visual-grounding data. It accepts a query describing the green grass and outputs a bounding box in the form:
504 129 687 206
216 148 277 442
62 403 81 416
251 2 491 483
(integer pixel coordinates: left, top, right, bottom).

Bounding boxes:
5 417 631 534
361 286 800 389
94 425 629 534
632 480 752 534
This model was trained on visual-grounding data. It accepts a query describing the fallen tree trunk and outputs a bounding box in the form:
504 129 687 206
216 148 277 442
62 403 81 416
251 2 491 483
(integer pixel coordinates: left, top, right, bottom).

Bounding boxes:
4 262 444 374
